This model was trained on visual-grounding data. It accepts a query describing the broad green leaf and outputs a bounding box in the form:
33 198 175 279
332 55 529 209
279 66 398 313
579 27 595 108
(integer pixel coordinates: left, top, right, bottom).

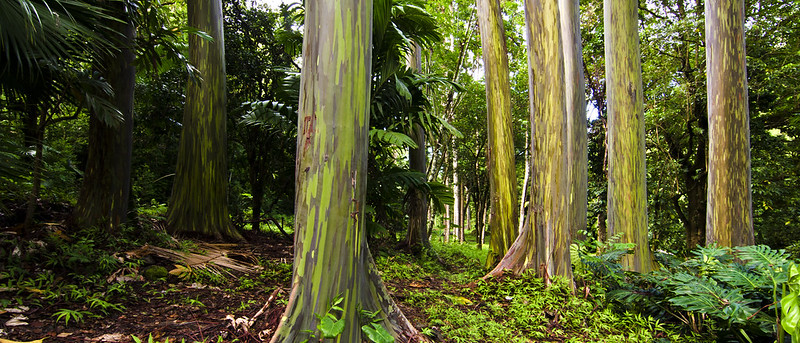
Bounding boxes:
319 316 345 338
361 323 394 343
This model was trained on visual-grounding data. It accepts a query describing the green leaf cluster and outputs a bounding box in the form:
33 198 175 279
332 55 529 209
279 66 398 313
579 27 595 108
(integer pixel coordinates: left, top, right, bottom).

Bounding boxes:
602 244 798 341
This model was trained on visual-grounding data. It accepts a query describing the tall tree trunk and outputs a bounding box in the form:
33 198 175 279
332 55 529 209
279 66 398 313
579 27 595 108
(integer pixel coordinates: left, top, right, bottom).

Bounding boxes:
487 0 572 282
518 129 530 234
560 0 587 241
23 117 43 232
476 0 518 269
705 0 754 246
167 0 241 240
270 1 424 341
452 149 460 243
444 204 451 243
404 42 430 250
462 201 469 243
604 0 655 272
75 6 135 230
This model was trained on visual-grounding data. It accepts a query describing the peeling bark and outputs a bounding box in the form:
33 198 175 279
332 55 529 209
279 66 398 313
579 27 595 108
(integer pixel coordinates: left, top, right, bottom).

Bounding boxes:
167 0 241 240
604 0 655 272
75 3 135 231
487 0 572 282
270 1 424 341
705 0 754 247
476 0 518 269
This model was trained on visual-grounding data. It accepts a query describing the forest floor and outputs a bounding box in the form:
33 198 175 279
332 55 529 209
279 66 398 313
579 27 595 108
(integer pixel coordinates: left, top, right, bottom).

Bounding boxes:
0 204 696 343
0 210 462 343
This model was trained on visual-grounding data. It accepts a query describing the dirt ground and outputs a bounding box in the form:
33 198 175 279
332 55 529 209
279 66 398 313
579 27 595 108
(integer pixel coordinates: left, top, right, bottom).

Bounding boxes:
0 225 442 343
1 230 296 343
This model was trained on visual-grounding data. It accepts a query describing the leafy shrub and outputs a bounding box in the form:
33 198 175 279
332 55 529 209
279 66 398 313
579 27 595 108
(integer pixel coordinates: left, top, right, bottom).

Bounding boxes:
597 244 798 342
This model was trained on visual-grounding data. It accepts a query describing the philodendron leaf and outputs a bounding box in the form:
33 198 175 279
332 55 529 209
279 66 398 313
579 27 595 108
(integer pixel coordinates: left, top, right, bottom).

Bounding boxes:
361 323 395 343
319 316 345 338
782 264 800 337
782 291 799 335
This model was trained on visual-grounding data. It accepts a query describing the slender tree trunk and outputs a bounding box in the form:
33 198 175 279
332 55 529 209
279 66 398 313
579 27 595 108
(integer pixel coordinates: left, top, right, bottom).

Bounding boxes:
476 0 519 269
270 1 424 341
560 0 587 241
75 6 135 230
444 204 451 243
23 119 43 232
604 0 655 272
167 0 241 240
462 202 469 243
519 130 530 234
487 0 572 282
452 149 460 243
705 0 754 247
404 42 430 250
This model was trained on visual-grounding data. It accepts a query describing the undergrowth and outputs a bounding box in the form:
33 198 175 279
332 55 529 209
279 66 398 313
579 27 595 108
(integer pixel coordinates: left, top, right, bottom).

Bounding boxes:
375 240 694 342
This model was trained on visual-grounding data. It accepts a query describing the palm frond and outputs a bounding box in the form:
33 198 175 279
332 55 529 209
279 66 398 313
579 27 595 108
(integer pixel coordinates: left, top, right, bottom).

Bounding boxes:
426 181 453 214
239 100 296 134
369 128 417 149
0 0 114 81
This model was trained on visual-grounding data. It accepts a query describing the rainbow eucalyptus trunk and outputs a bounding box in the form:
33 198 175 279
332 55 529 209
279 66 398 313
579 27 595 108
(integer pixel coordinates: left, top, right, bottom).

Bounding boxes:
75 5 135 230
559 0 587 241
476 0 518 269
705 0 754 247
167 0 241 240
487 0 572 281
604 0 655 272
404 43 430 250
270 1 424 341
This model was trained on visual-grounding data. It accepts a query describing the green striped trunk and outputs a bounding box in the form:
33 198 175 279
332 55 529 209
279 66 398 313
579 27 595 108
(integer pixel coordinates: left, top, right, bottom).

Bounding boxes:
705 0 754 247
604 0 655 273
270 1 423 342
486 0 572 281
167 0 240 240
476 0 519 269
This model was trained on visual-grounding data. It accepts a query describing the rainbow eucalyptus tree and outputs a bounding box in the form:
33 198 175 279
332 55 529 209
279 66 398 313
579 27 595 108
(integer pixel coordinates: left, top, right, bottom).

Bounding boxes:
75 1 135 230
476 0 518 269
560 0 587 240
604 0 655 272
270 0 424 341
705 0 754 246
487 0 572 281
167 0 241 240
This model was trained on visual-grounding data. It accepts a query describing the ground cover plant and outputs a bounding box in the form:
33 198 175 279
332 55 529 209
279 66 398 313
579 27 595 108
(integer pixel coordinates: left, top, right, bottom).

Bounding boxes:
0 214 799 342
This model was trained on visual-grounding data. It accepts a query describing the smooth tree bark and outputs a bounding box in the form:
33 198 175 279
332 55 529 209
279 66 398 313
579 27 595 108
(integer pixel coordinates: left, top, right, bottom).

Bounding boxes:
559 0 587 240
75 3 135 230
270 1 424 341
167 0 241 240
476 0 518 269
487 0 572 281
705 0 754 246
604 0 655 272
404 42 430 250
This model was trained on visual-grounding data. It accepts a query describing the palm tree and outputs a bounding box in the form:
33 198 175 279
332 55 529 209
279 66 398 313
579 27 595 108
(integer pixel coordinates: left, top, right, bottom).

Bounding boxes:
1 0 119 232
